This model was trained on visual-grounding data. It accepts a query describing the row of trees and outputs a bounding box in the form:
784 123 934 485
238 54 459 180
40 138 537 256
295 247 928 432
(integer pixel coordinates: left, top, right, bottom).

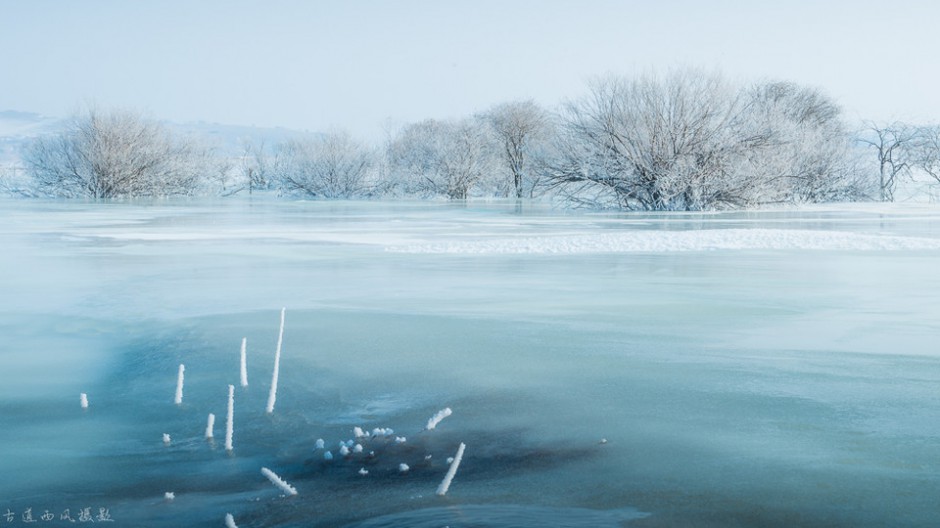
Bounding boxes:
859 123 940 202
9 71 940 208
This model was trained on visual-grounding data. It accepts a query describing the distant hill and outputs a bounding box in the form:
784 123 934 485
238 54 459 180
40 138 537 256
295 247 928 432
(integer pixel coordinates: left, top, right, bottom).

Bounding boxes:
0 111 64 165
0 110 319 165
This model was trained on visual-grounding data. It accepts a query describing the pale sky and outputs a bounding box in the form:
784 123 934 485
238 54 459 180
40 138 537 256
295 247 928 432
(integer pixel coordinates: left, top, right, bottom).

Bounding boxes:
2 0 939 139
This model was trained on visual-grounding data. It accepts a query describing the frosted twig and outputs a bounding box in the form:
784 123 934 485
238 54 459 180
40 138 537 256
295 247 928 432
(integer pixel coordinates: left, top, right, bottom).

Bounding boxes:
265 308 286 414
80 393 88 409
426 407 452 430
261 467 298 496
205 413 215 439
239 337 248 387
224 513 238 528
436 442 466 496
174 364 185 405
225 384 235 451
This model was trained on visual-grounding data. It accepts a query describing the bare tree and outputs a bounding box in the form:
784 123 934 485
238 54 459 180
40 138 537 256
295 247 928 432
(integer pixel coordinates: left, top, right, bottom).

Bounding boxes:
910 125 940 184
272 131 375 198
857 122 918 202
0 164 39 197
386 118 496 199
483 100 552 199
544 71 774 210
240 139 275 195
745 81 867 203
22 108 214 198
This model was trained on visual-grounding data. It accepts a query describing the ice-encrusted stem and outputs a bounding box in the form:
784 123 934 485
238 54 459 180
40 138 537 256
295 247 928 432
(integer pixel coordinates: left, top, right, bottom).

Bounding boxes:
174 364 185 405
261 467 297 496
224 513 238 528
436 442 466 496
225 385 235 451
265 308 285 414
205 413 215 439
80 393 88 409
239 337 248 387
426 407 452 430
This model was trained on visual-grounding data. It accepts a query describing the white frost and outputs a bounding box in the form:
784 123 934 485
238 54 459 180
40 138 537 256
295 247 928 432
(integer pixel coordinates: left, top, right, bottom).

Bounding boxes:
436 442 466 496
225 384 235 451
261 467 298 496
239 337 248 387
426 408 452 430
265 308 286 414
174 363 185 405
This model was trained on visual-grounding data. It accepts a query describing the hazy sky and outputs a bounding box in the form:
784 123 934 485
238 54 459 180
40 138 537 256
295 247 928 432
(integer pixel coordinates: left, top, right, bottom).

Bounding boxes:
3 0 939 138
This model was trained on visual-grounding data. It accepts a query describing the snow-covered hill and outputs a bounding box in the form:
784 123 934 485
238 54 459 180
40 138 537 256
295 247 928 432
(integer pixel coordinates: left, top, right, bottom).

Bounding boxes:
0 110 318 165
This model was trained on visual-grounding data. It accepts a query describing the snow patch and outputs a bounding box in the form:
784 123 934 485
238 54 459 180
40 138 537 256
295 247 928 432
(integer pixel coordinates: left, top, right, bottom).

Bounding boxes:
388 229 940 254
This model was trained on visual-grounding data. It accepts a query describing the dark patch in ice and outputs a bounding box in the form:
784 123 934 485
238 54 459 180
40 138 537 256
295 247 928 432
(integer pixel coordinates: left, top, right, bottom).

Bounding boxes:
296 427 599 489
343 504 649 528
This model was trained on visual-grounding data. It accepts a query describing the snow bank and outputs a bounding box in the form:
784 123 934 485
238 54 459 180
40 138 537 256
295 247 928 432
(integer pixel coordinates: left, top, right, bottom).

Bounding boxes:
388 229 940 254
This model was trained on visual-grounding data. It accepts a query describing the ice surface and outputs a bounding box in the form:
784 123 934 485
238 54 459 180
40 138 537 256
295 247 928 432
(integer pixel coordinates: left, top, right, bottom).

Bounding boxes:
1 198 939 526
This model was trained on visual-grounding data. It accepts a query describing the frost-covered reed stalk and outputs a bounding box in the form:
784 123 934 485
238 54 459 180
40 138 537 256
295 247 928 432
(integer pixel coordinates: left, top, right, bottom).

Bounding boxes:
426 407 452 430
239 337 248 387
224 513 238 528
261 467 297 496
205 413 215 439
265 308 286 414
225 385 234 451
80 393 88 409
436 442 466 496
174 364 185 405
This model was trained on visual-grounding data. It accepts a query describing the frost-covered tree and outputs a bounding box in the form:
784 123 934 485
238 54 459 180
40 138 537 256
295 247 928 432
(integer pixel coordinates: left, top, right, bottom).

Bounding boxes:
544 71 774 210
542 71 864 210
23 108 215 198
239 139 275 195
744 81 867 203
910 125 940 185
857 122 918 202
483 100 553 199
272 131 376 198
386 118 497 199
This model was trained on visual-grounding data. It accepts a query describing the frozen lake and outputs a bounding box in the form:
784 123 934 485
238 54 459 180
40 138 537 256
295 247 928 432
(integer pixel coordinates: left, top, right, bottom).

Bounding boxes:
1 198 939 527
